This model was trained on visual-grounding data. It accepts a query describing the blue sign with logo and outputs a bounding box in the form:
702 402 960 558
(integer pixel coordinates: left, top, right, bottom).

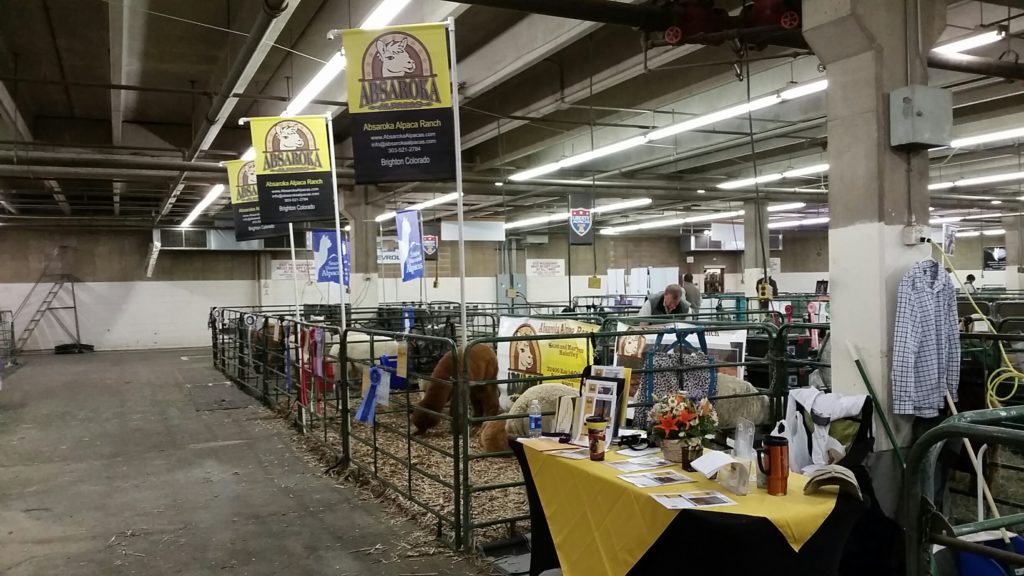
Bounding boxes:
395 210 424 282
312 229 350 286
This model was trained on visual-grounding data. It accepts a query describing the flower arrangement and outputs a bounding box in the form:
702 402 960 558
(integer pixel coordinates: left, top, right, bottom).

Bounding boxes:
649 393 718 442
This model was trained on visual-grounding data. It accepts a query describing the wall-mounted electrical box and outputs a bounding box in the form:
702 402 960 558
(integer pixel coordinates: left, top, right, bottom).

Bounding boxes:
890 85 952 149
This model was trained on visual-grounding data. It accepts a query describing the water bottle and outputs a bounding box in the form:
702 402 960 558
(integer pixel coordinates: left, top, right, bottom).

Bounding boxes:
528 399 542 438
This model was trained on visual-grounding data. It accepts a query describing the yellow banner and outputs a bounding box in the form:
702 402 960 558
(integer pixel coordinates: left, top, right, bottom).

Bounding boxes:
342 22 452 115
497 317 599 406
248 115 332 176
226 159 258 205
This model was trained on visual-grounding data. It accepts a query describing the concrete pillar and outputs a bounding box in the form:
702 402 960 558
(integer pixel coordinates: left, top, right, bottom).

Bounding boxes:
343 186 386 307
1002 216 1023 290
742 200 770 297
803 0 945 452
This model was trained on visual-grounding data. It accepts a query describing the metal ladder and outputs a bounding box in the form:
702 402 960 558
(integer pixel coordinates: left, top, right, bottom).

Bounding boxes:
12 247 82 354
15 276 69 352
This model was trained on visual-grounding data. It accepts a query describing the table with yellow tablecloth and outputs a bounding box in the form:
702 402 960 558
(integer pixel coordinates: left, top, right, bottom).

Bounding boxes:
512 440 864 576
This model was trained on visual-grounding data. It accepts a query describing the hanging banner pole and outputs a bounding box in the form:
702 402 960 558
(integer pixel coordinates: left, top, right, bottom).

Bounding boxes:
447 17 468 351
325 112 347 331
288 223 302 321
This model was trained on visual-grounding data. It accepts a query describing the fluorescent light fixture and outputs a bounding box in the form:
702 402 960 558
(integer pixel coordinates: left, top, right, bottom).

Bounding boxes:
930 216 963 224
505 212 569 230
592 198 653 213
983 228 1006 236
928 181 954 190
779 80 828 100
718 173 783 190
509 163 561 182
697 189 706 194
933 29 1006 55
956 171 1024 187
557 136 648 168
719 164 830 190
284 52 347 116
782 163 830 178
232 0 415 160
992 200 1003 205
360 0 411 29
956 230 981 238
600 210 744 235
951 127 1024 148
506 79 827 182
505 198 653 230
494 182 504 187
181 184 225 227
375 192 461 222
648 95 781 141
768 216 830 229
344 225 352 232
767 202 807 212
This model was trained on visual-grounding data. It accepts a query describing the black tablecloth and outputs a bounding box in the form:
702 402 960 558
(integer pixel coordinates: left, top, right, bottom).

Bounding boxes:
511 441 865 576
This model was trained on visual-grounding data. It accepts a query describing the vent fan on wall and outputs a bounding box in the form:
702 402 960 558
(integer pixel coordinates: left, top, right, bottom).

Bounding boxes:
688 233 783 251
159 229 209 249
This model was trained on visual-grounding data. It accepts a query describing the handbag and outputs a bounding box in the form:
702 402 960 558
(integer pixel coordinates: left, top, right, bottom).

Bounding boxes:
635 328 717 431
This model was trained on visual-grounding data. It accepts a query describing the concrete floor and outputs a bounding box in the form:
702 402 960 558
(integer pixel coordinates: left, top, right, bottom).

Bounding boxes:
0 349 484 575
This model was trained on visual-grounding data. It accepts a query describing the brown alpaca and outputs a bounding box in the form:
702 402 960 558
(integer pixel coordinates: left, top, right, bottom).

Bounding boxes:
411 344 501 435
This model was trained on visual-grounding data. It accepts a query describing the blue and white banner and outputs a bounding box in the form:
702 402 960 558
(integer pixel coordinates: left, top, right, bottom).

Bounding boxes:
312 229 350 286
396 210 424 282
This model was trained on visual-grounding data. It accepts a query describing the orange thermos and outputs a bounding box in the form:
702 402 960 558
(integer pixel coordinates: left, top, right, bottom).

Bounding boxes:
757 435 790 496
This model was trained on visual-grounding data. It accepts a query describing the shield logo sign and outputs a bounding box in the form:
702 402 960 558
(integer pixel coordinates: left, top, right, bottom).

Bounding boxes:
570 209 592 237
422 234 438 258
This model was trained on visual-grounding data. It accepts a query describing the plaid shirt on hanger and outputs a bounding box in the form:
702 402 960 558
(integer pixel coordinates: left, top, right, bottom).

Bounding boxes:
891 259 960 417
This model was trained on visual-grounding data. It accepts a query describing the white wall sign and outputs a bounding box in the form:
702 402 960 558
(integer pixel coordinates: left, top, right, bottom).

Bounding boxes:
377 249 400 264
770 257 782 276
526 258 565 277
271 260 315 280
441 220 506 242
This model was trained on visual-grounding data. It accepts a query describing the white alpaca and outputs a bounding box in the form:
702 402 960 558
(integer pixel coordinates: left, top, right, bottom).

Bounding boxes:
274 123 305 150
376 38 415 77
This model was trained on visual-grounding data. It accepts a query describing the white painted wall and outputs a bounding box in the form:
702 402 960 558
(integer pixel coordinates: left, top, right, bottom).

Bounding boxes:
0 281 257 351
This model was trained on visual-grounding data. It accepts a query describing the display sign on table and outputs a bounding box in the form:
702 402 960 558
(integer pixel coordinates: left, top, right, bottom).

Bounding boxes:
395 210 425 282
249 115 335 224
227 159 288 241
343 23 456 184
568 192 594 245
312 229 350 286
496 316 599 408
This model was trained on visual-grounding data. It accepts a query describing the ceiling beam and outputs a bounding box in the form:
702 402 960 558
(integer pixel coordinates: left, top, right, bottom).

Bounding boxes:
108 0 128 216
0 80 71 214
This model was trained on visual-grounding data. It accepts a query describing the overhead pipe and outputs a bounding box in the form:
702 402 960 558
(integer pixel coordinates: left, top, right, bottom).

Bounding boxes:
928 52 1024 82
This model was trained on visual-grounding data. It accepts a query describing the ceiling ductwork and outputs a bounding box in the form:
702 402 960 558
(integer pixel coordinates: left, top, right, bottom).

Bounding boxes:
456 0 1024 80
